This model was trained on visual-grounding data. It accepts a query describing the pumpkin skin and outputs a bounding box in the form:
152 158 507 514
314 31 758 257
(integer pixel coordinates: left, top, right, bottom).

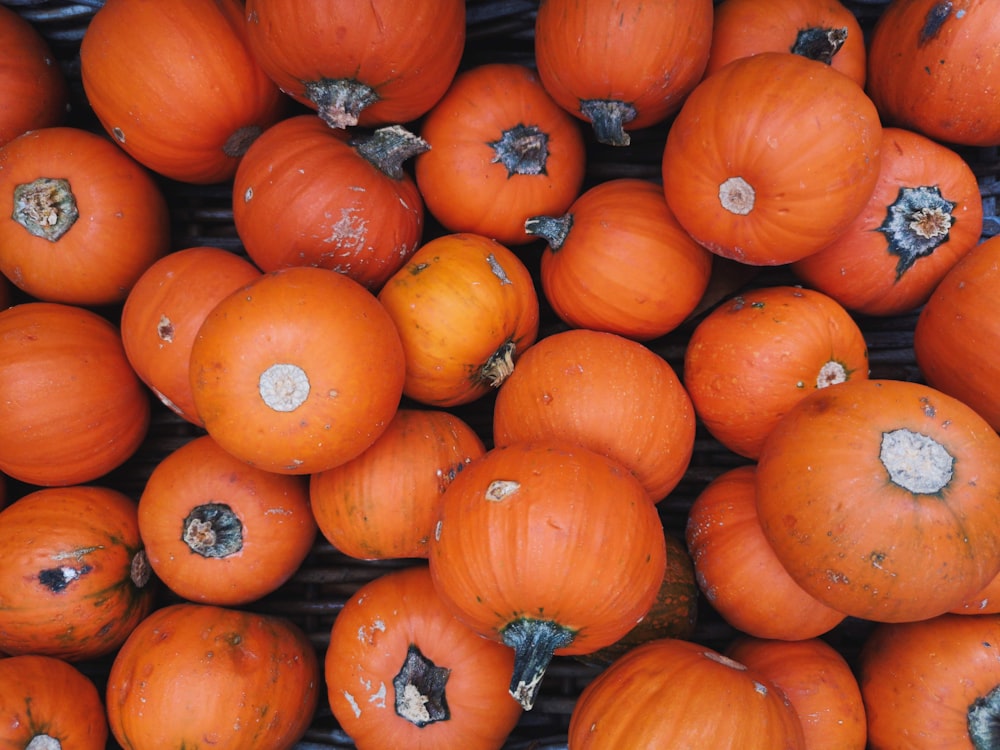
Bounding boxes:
414 63 587 247
428 440 666 710
189 266 406 475
325 565 523 750
859 613 1000 750
686 465 846 641
756 378 1000 623
567 638 806 749
0 654 108 750
492 328 696 502
662 51 882 266
534 0 713 146
792 126 984 316
80 0 285 184
0 5 68 147
706 0 867 86
683 285 869 460
0 126 171 306
138 434 316 606
377 233 540 407
310 408 485 560
106 602 320 750
244 0 465 129
528 178 714 341
951 571 1000 615
0 486 154 661
866 0 1000 147
0 302 150 487
914 235 1000 431
120 245 262 426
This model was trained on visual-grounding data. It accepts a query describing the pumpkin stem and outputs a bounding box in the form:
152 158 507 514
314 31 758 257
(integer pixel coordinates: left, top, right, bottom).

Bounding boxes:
305 78 379 129
182 503 244 558
258 363 310 412
392 644 451 727
816 360 850 388
130 550 152 588
501 617 576 710
791 26 848 65
877 185 956 280
968 682 1000 750
223 125 264 158
26 735 61 750
479 339 516 388
524 213 573 250
352 125 431 180
489 124 550 177
719 176 756 215
879 428 954 495
13 178 79 242
579 99 637 147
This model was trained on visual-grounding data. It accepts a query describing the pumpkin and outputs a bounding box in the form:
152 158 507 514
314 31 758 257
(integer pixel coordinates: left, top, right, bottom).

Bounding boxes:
859 613 1000 749
310 408 485 560
0 5 68 147
80 0 285 184
914 234 1000 431
567 638 806 749
0 301 150 486
792 126 984 316
756 378 1000 623
706 0 867 86
189 266 405 475
0 126 171 306
950 570 1000 615
377 233 540 407
683 285 869 460
686 465 846 641
106 602 320 750
232 115 426 290
662 51 882 266
244 0 465 128
414 63 587 247
866 0 1000 147
533 0 713 146
428 440 667 710
120 245 262 426
0 654 108 750
138 434 316 606
492 328 696 502
325 565 523 750
526 177 714 341
0 485 154 661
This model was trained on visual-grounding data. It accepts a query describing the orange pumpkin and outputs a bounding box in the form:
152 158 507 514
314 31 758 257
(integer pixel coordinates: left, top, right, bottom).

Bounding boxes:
189 266 405 475
792 126 984 316
232 115 426 290
0 486 154 661
756 378 1000 623
120 245 262 426
80 0 285 184
377 233 540 407
662 51 882 265
310 408 485 560
414 63 587 247
244 0 465 128
106 602 320 750
534 0 713 146
428 440 666 710
0 126 170 306
138 434 316 606
0 302 150 486
951 570 1000 615
683 286 869 460
325 565 523 750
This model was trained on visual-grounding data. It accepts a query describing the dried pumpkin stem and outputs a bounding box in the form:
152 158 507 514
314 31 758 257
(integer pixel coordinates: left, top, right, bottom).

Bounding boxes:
501 617 576 710
489 124 550 176
968 682 1000 750
182 503 244 558
13 177 79 242
719 176 755 215
392 645 451 727
479 340 516 388
25 736 61 750
305 78 379 129
792 26 848 65
352 125 431 180
579 99 637 147
877 185 956 280
524 213 573 250
223 125 264 158
879 428 954 494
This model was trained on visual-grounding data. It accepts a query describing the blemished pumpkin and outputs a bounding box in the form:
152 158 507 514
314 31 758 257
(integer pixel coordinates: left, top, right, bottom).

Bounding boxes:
244 0 465 128
80 0 285 184
756 378 1000 623
105 603 320 750
428 440 667 711
533 0 713 146
0 486 154 662
662 51 882 265
0 126 171 306
325 565 523 750
189 266 405 475
950 570 1000 615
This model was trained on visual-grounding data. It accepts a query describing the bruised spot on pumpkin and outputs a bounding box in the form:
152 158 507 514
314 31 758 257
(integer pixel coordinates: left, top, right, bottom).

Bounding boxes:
157 314 174 343
112 127 126 144
38 564 92 592
485 479 520 501
701 651 747 670
919 1 953 45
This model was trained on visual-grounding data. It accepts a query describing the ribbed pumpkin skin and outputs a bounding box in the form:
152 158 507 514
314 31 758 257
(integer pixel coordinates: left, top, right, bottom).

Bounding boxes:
0 486 154 661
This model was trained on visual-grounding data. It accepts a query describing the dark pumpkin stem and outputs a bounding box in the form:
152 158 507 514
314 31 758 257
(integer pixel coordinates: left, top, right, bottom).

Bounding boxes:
13 178 79 242
489 124 550 177
392 645 451 727
579 99 637 147
791 26 848 64
524 213 573 250
877 185 956 280
501 618 576 710
223 125 264 158
305 78 379 129
479 339 517 388
181 503 244 558
968 683 1000 750
352 125 431 180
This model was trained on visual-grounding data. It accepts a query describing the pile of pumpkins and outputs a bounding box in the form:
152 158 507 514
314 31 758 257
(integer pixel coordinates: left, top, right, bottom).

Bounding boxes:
1 0 1000 748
